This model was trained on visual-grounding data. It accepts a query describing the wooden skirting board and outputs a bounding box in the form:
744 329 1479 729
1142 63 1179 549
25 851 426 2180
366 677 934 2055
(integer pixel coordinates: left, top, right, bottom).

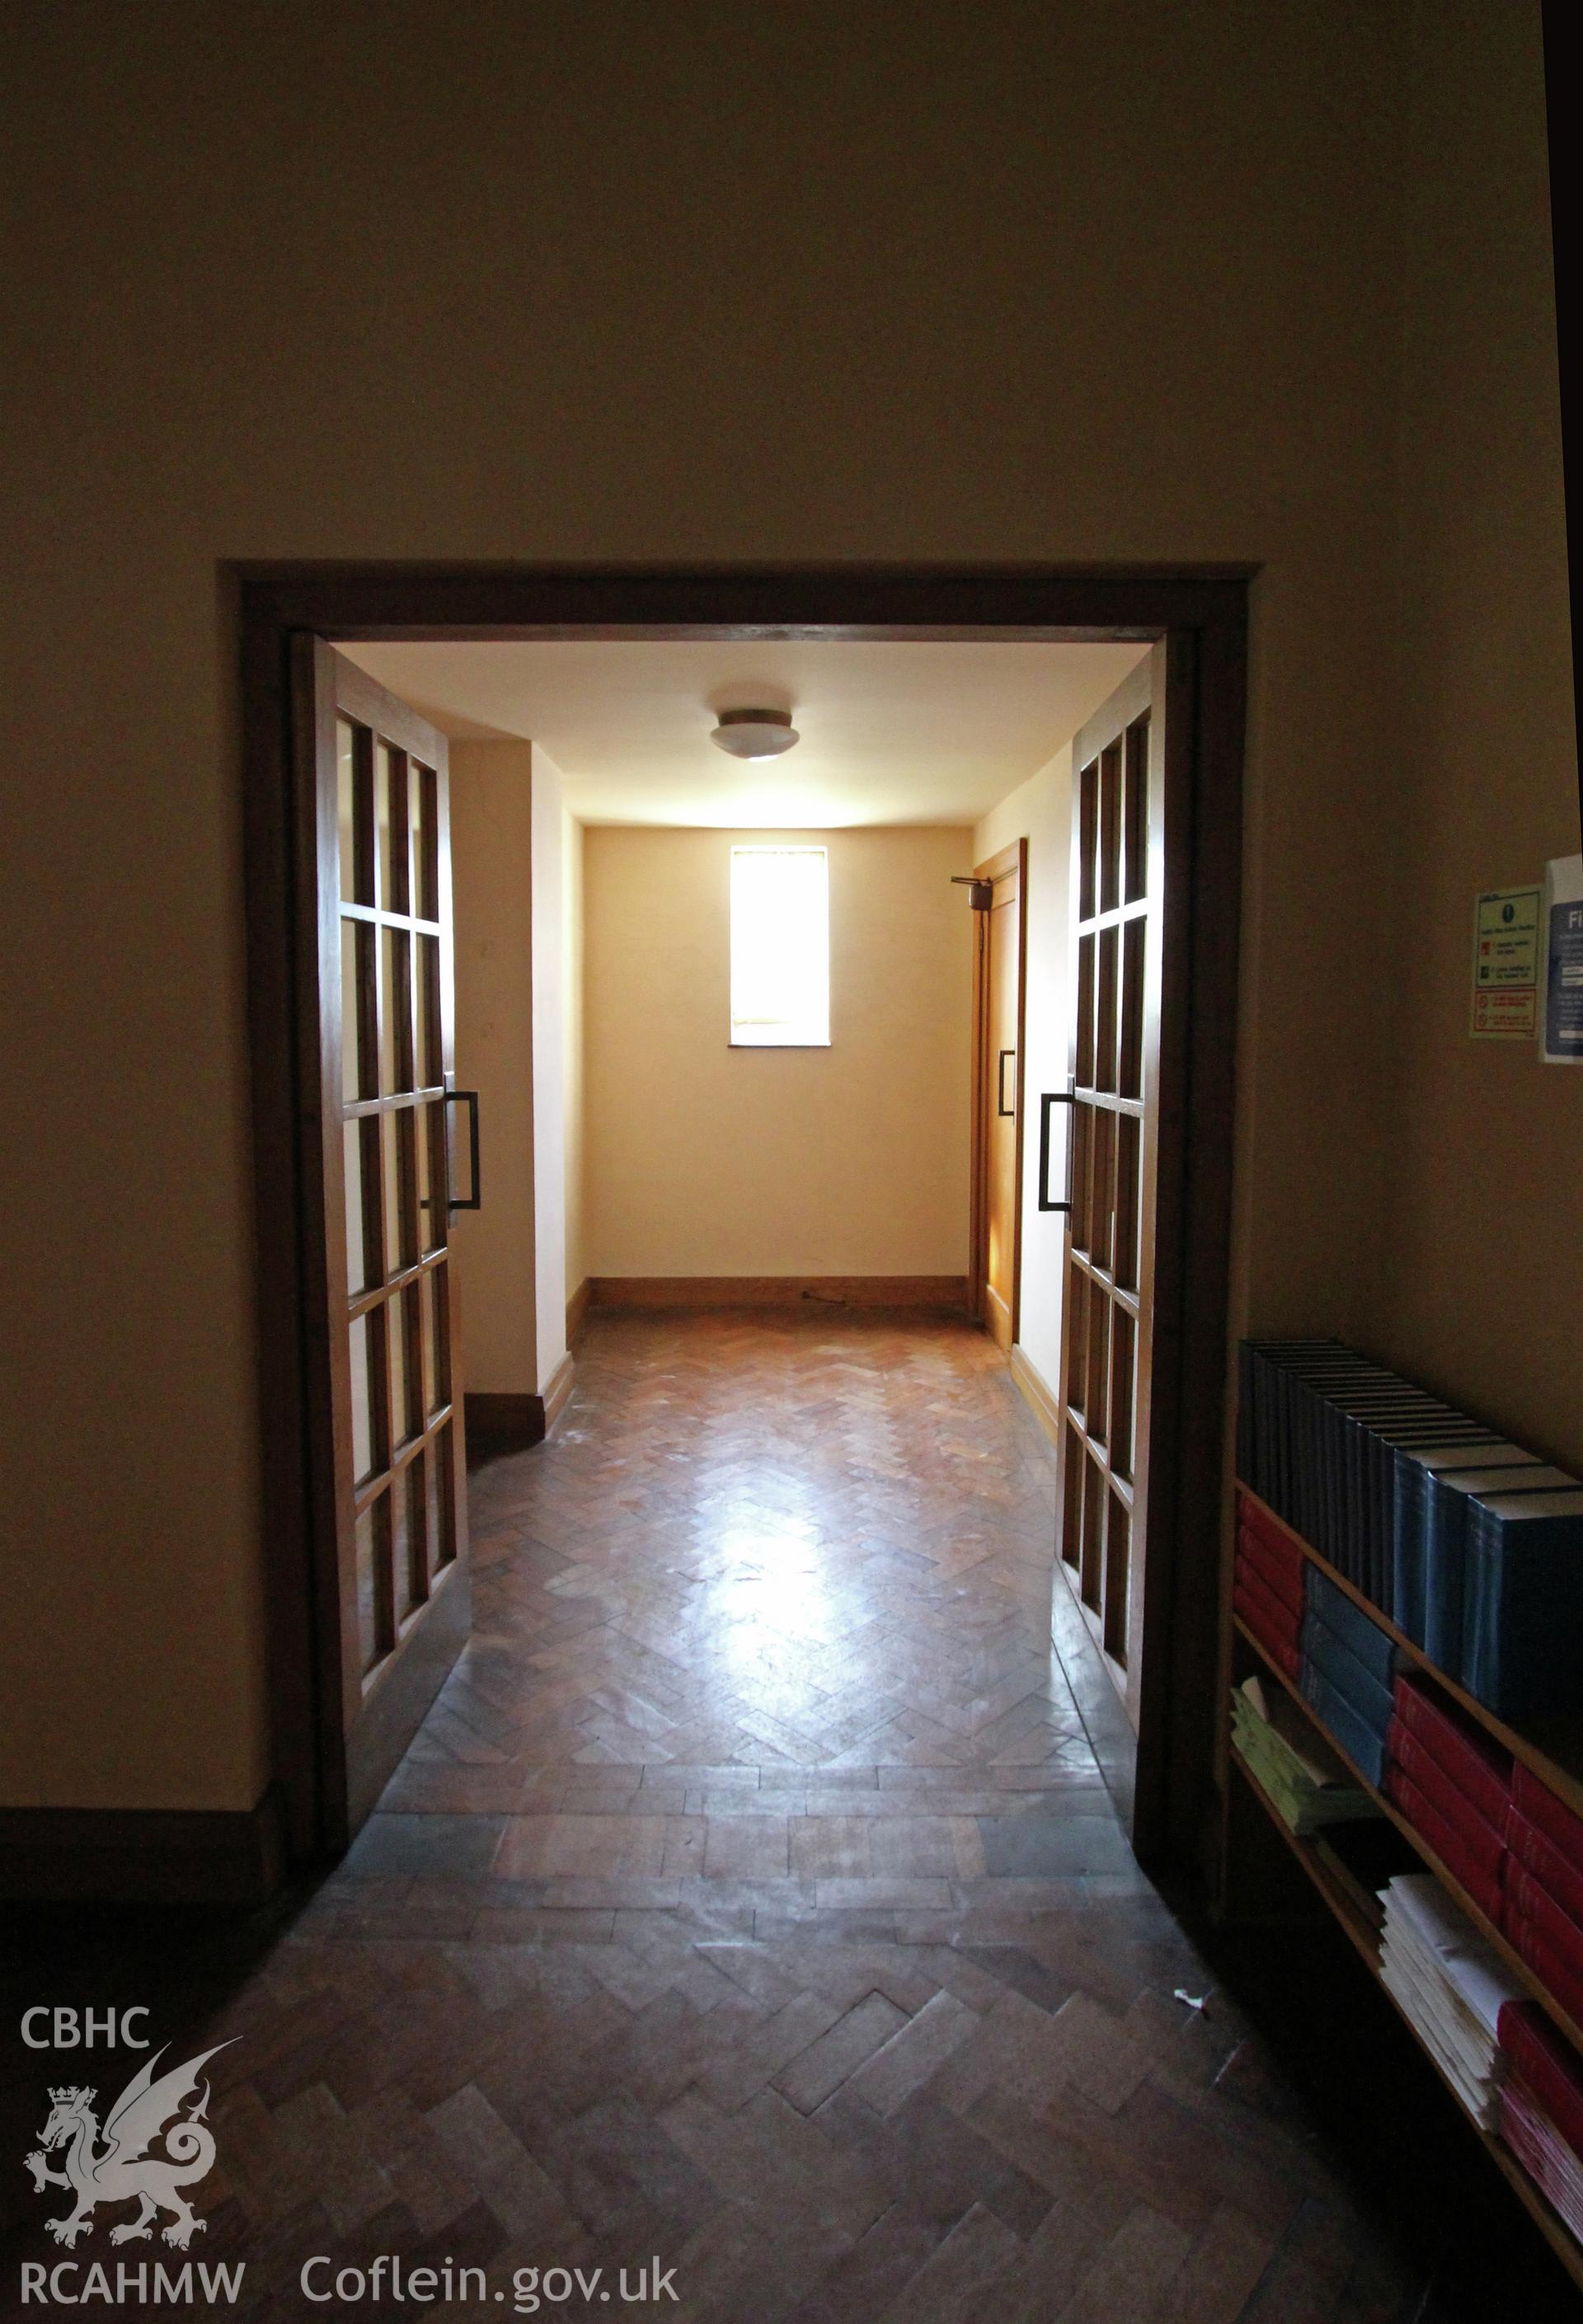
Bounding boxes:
542 1350 575 1430
0 1788 288 1906
587 1275 969 1312
464 1352 575 1463
1009 1343 1062 1450
566 1275 591 1343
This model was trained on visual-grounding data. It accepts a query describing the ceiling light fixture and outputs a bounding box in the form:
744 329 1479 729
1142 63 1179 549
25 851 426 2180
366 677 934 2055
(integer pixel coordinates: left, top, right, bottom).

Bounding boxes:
709 707 800 760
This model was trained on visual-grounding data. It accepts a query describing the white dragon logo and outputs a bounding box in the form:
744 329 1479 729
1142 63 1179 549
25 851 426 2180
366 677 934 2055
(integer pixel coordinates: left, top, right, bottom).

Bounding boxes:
24 2042 234 2251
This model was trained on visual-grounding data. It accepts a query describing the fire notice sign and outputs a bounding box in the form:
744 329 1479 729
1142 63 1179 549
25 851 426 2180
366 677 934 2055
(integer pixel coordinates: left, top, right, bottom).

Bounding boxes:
1471 884 1540 1038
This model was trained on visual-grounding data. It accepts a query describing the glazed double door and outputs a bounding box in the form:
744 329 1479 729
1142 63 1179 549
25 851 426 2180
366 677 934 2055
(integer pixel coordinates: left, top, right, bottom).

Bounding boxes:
1054 650 1164 1733
303 644 472 1839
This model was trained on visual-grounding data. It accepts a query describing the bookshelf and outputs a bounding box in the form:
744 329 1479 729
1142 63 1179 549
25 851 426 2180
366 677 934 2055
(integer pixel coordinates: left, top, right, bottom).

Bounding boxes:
1230 1740 1583 2293
1238 1486 1583 1822
1226 1484 1583 2290
1233 1612 1583 2061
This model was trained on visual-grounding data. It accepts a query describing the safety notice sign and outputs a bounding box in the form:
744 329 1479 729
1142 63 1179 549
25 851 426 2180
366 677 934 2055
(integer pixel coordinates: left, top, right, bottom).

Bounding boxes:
1471 885 1540 1038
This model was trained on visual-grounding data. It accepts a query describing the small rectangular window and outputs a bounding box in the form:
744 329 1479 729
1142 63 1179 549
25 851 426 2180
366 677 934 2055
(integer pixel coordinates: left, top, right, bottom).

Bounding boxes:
730 845 829 1046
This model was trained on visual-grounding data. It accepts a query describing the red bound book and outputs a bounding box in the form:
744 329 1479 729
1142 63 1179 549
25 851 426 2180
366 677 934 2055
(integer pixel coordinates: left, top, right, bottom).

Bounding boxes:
1387 1730 1507 1874
1513 1763 1583 1876
1507 1807 1583 1933
1234 1560 1304 1651
1237 1491 1307 1580
1386 1764 1505 1920
1237 1524 1306 1618
1499 2075 1583 2242
1505 1909 1583 2031
1496 1998 1583 2159
1391 1674 1513 1831
1233 1575 1300 1680
1227 1542 1301 1636
1507 1864 1583 1986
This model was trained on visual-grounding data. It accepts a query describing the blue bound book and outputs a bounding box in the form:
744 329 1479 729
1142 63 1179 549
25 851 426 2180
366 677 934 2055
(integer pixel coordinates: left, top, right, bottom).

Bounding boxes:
1461 1488 1583 1720
1339 1397 1460 1607
1422 1463 1572 1674
1299 1660 1389 1788
1300 1607 1396 1736
1392 1440 1542 1647
1306 1567 1398 1690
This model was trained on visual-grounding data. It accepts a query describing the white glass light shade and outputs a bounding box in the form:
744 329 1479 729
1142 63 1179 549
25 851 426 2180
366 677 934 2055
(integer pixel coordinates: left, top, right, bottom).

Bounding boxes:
709 708 800 759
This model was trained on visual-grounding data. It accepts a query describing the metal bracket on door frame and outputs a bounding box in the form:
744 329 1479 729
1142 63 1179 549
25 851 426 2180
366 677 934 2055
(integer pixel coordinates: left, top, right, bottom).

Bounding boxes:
1038 1089 1075 1213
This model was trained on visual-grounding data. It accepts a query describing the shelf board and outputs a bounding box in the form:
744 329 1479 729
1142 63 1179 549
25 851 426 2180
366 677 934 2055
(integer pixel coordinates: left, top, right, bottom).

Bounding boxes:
1233 1613 1583 2065
1229 1739 1383 1967
1230 1747 1583 2293
1236 1485 1583 1824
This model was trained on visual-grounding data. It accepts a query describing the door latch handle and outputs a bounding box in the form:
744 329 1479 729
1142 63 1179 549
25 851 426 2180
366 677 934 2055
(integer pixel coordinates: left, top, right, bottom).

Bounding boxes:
445 1088 481 1213
997 1049 1016 1118
1038 1090 1075 1214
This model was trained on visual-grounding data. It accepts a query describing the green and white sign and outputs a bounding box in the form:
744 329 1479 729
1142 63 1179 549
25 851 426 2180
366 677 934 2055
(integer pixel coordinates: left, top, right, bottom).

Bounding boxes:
1471 884 1540 1037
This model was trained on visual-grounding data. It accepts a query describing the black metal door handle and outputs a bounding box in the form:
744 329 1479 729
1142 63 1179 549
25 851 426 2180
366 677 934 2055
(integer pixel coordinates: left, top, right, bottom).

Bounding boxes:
445 1088 481 1212
1038 1090 1075 1214
997 1049 1016 1117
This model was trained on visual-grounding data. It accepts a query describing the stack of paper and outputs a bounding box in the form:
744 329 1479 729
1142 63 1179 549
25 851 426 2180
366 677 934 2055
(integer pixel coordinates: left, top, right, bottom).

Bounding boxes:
1379 1874 1524 2128
1231 1676 1380 1836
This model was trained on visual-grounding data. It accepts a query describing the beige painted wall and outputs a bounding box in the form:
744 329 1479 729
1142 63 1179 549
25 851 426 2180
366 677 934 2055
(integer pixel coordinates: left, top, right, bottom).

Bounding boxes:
449 744 539 1397
585 827 974 1278
974 748 1075 1397
528 749 570 1388
1367 2 1580 1470
564 813 587 1308
0 0 1568 1811
445 741 571 1403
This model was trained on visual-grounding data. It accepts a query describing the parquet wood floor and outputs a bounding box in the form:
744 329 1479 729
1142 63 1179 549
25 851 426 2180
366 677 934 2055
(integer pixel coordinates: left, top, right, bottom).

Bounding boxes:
1 1314 1449 2319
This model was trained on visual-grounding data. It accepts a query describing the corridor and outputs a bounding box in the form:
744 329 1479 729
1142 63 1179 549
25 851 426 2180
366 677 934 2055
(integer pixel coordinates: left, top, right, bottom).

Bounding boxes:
3 1315 1430 2318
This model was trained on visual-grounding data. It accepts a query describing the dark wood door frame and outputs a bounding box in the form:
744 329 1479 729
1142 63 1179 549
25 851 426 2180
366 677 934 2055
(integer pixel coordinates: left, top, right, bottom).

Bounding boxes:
967 838 1027 1346
238 563 1251 1877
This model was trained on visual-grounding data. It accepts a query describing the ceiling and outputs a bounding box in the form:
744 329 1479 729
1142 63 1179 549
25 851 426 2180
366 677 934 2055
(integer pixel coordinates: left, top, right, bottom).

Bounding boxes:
339 639 1150 828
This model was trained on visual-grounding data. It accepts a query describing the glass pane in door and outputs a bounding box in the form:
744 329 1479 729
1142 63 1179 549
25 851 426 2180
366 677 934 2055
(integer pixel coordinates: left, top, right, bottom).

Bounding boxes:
417 936 442 1087
388 1298 411 1450
411 763 438 920
344 1120 372 1294
380 1111 402 1278
397 1457 427 1620
374 742 397 911
430 1423 456 1570
354 1502 379 1673
349 1312 378 1485
337 720 358 904
341 924 367 1104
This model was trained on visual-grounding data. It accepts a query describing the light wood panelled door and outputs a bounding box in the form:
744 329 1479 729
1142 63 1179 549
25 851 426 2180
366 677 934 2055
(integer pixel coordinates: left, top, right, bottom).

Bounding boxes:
304 644 472 1838
970 842 1026 1352
1054 652 1164 1731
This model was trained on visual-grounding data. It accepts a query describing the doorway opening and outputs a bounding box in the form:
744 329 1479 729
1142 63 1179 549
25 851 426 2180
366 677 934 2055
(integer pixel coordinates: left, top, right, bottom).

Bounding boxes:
240 566 1248 1885
967 838 1026 1354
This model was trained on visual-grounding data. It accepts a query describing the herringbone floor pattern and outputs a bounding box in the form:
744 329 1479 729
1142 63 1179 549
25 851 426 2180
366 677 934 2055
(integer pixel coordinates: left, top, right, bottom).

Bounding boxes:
2 1312 1432 2321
